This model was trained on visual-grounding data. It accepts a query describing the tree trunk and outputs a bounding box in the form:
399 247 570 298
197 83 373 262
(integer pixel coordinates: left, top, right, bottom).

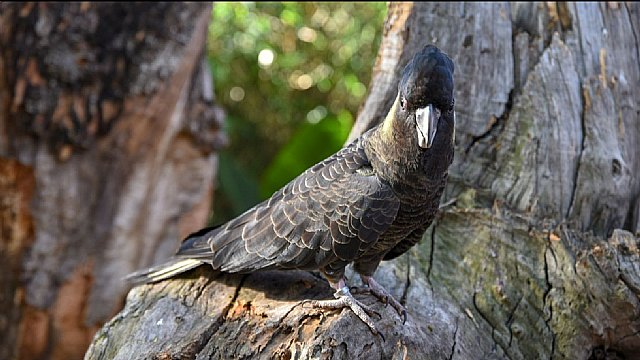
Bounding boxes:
85 2 640 359
0 3 224 359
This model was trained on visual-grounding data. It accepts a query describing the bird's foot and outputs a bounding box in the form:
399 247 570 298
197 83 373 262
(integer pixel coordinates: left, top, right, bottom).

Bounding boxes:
352 275 408 324
304 286 382 336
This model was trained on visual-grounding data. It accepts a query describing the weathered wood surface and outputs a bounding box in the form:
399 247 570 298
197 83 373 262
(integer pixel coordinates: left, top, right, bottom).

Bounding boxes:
86 2 640 359
0 3 224 359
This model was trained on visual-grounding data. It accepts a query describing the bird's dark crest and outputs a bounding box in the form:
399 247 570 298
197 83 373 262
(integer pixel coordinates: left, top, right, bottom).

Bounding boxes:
400 45 455 111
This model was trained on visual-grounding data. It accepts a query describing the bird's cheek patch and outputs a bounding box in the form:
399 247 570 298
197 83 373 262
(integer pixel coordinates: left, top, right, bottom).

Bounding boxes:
382 95 400 138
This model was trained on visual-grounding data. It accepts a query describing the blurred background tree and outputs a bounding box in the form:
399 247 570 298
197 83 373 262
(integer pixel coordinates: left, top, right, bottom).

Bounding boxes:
208 2 387 223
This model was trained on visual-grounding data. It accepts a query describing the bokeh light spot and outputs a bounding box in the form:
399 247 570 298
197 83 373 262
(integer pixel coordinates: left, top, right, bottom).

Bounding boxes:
297 26 317 43
306 106 328 124
230 86 245 102
258 48 275 68
296 74 313 90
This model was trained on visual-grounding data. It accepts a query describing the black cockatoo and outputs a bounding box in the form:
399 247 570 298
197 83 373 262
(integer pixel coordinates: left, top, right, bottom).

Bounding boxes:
128 44 455 334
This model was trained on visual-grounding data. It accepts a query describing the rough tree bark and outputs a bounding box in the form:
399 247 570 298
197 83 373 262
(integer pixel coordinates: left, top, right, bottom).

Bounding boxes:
0 3 225 360
85 2 640 360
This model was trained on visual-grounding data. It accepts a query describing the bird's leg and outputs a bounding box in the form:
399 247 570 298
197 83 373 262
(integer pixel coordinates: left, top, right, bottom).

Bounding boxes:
305 277 381 335
357 275 408 323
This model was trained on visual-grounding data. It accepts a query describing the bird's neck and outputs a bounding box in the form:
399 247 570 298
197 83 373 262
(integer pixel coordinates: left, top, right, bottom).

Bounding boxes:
364 113 454 186
364 122 423 186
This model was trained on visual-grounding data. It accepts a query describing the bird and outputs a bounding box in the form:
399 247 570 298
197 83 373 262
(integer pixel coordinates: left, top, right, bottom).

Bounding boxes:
127 44 455 335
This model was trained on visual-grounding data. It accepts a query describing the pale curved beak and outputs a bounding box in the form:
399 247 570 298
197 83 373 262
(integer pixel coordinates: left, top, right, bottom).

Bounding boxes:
415 104 440 148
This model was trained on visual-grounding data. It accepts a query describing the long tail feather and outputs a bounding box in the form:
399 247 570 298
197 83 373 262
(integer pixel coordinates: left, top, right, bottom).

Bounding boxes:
125 258 204 285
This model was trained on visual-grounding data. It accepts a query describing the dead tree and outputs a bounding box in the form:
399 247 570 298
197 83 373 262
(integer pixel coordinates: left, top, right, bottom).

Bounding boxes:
0 3 224 359
84 3 640 359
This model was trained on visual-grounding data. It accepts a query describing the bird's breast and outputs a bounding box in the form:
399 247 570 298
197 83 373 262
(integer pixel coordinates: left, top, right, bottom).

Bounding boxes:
374 174 447 250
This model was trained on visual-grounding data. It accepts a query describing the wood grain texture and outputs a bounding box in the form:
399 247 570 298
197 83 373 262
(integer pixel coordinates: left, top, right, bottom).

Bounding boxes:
86 2 640 359
0 3 223 359
0 158 35 360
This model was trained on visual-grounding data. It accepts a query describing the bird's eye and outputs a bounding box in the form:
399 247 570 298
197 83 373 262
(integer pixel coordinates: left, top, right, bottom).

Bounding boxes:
400 97 407 110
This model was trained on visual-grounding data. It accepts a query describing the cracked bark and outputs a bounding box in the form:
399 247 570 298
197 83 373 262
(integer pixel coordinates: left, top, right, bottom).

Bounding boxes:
0 3 224 359
85 2 639 360
448 320 459 360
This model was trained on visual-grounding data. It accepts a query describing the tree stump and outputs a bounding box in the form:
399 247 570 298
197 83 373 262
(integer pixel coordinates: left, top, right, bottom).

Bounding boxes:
85 2 640 359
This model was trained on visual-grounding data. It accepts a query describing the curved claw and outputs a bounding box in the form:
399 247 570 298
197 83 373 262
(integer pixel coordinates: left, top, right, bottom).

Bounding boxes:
300 298 322 307
308 286 381 335
360 275 409 323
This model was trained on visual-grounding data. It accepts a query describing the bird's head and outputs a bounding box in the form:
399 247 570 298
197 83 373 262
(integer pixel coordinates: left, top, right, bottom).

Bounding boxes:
380 45 455 151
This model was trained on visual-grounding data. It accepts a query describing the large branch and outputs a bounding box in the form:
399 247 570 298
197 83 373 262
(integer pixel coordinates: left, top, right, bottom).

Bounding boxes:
86 2 640 359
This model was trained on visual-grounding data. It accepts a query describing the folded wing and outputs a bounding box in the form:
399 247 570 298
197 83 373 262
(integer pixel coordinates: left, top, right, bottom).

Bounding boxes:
176 138 400 274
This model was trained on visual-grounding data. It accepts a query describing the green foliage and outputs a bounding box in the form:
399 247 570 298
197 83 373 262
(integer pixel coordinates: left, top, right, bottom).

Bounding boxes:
208 2 387 223
261 110 354 198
